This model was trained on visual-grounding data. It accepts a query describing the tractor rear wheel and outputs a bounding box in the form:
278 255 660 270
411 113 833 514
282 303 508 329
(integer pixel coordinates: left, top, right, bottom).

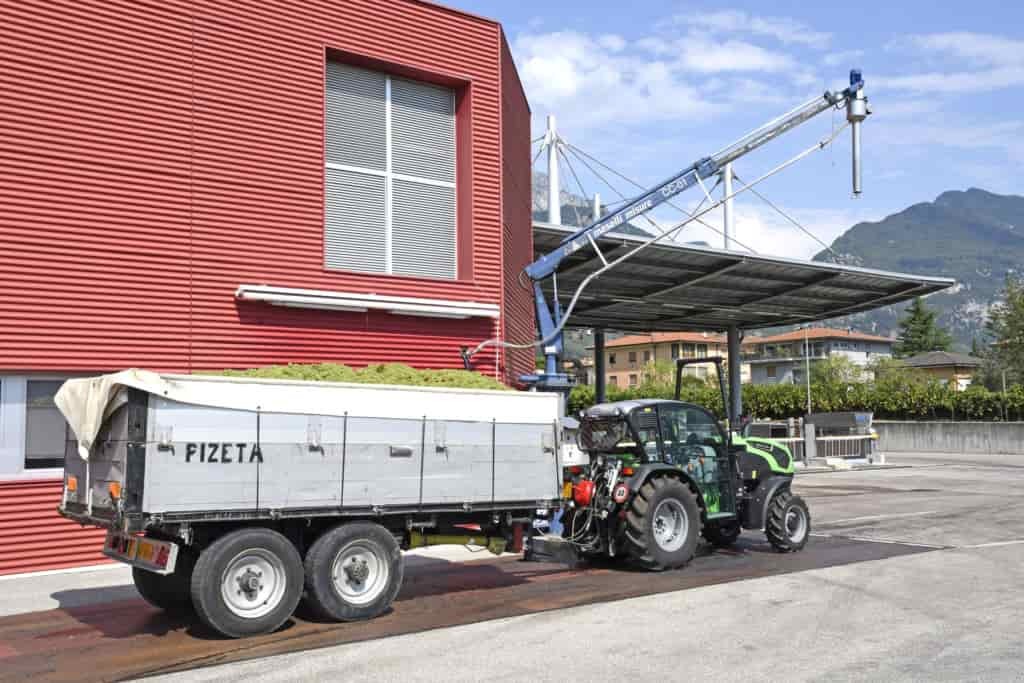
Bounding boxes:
623 476 699 571
702 519 741 547
765 490 810 552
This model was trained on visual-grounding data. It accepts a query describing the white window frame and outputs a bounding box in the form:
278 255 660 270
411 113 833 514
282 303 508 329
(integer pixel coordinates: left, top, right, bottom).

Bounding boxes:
0 374 73 481
324 71 457 278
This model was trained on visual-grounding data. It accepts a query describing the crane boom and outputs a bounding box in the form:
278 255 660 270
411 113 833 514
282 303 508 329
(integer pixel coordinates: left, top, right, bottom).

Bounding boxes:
495 70 867 390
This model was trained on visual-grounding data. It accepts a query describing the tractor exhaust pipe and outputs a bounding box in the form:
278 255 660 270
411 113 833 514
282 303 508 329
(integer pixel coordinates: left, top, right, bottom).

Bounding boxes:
846 69 868 196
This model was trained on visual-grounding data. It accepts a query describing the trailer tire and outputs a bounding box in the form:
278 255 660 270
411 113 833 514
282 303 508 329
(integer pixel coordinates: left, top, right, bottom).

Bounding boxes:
190 528 303 638
765 490 811 553
132 555 194 614
623 476 700 571
303 522 403 622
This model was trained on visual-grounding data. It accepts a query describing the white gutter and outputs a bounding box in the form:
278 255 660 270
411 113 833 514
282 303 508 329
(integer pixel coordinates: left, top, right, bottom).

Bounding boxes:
235 284 500 320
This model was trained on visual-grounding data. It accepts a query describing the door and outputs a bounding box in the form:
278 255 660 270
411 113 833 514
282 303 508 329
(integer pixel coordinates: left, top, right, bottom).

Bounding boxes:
656 404 735 518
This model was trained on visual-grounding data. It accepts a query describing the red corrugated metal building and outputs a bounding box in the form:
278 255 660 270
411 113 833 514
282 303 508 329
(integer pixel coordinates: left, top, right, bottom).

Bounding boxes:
0 0 534 575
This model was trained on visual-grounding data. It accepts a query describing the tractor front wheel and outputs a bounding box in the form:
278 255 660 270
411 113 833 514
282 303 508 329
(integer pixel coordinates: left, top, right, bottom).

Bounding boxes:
765 490 810 552
623 476 700 571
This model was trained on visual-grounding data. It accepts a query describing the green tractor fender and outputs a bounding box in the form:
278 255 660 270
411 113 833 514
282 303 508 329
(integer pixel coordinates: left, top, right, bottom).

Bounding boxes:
733 434 795 475
742 475 792 531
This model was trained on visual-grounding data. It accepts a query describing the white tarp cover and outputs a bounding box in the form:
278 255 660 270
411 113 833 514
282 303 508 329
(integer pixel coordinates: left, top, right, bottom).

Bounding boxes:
56 370 559 462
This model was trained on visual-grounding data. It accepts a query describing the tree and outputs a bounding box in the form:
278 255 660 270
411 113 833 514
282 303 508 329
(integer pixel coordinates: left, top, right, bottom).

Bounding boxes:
983 274 1024 387
893 297 952 357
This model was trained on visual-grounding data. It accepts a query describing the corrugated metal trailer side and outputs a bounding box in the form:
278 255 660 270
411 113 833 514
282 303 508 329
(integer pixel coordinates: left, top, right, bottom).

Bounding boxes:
0 480 108 576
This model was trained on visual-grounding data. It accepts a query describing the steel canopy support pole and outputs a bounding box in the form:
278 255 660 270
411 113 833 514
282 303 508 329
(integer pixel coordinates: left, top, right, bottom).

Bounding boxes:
594 328 606 405
722 162 734 250
727 326 742 424
547 115 561 226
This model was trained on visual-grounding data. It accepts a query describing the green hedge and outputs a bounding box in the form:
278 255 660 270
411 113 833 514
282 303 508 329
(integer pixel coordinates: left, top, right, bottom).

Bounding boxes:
214 362 510 391
568 380 1024 421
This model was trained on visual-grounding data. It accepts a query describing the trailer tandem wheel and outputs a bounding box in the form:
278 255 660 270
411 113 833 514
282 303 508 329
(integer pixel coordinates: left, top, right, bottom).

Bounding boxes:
132 548 195 614
303 521 404 622
190 527 304 638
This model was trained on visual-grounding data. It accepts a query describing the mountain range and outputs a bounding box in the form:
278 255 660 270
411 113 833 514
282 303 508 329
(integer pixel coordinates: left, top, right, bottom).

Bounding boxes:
813 188 1024 348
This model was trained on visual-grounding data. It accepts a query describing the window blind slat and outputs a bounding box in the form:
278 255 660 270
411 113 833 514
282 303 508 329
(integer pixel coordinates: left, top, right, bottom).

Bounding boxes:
325 63 387 171
324 168 387 274
390 77 456 184
391 179 456 279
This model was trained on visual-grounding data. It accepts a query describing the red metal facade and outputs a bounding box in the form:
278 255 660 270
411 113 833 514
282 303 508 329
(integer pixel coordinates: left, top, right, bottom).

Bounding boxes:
0 0 533 574
0 0 531 378
0 480 108 575
499 34 537 385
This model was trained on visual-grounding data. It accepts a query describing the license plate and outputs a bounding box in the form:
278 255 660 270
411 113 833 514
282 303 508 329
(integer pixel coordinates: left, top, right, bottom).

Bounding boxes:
103 531 178 575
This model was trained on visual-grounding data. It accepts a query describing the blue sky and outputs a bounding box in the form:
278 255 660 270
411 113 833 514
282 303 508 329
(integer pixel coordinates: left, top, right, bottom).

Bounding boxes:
449 0 1024 258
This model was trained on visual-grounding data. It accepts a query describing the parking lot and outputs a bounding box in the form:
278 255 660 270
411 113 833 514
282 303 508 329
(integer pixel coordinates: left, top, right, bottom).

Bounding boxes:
1 451 1022 682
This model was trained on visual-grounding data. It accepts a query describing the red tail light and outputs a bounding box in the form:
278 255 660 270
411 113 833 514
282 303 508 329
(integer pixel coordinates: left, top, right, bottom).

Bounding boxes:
573 479 596 507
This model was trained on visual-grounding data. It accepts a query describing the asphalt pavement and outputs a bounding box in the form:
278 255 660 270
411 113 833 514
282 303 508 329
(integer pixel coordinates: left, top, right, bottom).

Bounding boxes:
1 451 1021 682
150 451 1024 683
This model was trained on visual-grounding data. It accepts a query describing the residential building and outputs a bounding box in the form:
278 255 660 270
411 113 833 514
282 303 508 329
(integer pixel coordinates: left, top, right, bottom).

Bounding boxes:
902 351 982 391
743 328 894 385
594 332 749 388
0 1 530 574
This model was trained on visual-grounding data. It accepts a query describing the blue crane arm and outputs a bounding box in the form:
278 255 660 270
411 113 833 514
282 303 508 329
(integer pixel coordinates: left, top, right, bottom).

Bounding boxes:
525 157 718 281
519 71 866 389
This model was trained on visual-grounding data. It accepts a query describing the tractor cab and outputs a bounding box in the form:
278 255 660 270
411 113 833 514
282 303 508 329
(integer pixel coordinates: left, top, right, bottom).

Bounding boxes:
576 399 738 520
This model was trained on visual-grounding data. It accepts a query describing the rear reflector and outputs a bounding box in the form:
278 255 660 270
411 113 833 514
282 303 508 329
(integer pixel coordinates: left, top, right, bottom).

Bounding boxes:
108 482 122 498
66 475 77 492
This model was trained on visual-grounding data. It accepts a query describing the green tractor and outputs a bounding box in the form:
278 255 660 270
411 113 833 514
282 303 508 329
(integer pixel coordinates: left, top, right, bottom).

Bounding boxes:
558 357 808 570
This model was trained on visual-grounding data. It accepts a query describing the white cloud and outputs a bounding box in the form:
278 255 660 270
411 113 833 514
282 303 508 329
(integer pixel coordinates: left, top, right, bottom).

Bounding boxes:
514 31 719 132
597 34 626 52
680 11 831 49
676 36 796 74
823 49 864 67
660 200 873 260
513 26 810 137
900 32 1024 66
879 32 1024 94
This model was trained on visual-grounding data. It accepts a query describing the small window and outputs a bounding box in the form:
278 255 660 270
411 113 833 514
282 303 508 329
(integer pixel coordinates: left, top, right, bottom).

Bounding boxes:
766 365 777 378
609 375 618 386
696 344 708 358
25 379 67 469
671 343 680 360
609 353 617 365
628 351 637 363
682 343 695 358
643 350 652 363
628 374 638 387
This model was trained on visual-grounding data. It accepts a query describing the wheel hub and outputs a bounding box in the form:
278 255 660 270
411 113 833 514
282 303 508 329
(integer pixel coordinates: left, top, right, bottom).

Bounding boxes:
221 550 287 619
332 542 390 606
344 557 370 583
237 568 263 599
785 506 808 543
651 498 688 553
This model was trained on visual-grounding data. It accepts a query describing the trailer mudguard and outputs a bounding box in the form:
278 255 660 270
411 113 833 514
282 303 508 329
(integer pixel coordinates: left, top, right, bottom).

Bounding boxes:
742 475 792 531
